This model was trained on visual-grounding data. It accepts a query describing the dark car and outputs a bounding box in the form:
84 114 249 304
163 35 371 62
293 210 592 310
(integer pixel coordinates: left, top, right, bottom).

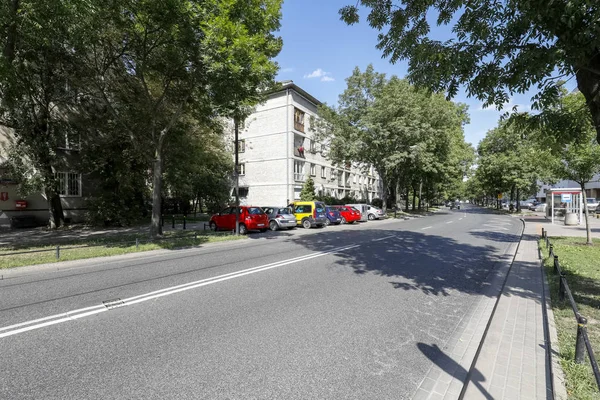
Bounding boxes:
262 206 297 231
324 206 342 226
209 206 269 234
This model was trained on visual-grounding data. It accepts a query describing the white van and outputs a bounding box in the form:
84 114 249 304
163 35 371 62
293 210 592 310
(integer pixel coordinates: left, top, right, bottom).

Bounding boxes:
346 204 369 222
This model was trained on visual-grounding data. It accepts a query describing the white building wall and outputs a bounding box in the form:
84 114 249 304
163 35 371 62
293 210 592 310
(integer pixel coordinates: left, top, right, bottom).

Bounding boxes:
237 83 382 206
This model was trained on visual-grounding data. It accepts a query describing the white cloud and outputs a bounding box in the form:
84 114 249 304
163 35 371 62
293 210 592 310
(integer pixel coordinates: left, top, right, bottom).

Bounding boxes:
304 68 327 78
321 76 335 82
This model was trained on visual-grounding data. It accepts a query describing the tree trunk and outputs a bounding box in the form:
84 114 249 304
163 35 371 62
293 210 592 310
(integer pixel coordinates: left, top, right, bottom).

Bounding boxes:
2 0 19 62
418 180 422 211
379 173 388 213
150 156 163 237
581 184 593 245
576 60 600 142
405 186 410 212
412 185 416 211
516 187 521 212
46 189 65 229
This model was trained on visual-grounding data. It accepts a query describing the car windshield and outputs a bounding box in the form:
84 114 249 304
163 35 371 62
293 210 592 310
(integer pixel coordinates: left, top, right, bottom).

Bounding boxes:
247 207 264 215
587 199 597 203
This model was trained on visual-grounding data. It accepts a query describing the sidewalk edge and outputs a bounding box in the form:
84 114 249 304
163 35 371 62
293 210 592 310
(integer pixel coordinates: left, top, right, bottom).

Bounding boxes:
538 238 568 400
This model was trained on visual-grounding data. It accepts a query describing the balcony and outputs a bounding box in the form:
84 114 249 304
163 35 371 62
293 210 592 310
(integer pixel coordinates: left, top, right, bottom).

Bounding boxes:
337 179 344 187
345 181 351 188
368 185 374 191
295 173 305 182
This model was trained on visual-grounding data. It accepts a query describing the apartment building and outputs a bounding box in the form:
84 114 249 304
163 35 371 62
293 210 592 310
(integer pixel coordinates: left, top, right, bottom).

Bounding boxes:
234 81 382 206
0 125 87 227
536 177 600 200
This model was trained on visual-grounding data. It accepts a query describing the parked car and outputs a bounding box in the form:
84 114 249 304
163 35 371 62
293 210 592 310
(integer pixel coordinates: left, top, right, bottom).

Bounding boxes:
520 198 537 208
330 205 361 224
262 206 297 231
367 205 386 220
324 206 342 226
534 203 547 213
209 206 269 234
585 198 599 213
289 201 328 229
346 203 369 222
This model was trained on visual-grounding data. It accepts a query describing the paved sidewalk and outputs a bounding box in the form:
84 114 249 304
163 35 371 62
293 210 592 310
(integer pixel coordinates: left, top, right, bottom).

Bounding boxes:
461 222 554 399
413 218 566 399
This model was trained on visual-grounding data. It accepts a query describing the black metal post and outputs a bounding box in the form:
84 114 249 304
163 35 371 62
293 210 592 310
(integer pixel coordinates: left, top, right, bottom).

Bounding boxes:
576 314 588 364
553 255 559 274
56 246 60 260
541 228 545 239
136 238 139 250
161 214 164 227
183 215 186 230
172 215 175 229
559 275 566 301
549 244 554 258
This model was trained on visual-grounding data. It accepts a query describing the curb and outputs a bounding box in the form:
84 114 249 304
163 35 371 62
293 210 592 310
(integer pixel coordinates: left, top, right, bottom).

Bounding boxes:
538 239 568 400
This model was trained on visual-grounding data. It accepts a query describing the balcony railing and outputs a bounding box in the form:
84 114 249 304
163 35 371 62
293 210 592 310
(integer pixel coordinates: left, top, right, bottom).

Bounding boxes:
294 173 305 182
294 121 305 133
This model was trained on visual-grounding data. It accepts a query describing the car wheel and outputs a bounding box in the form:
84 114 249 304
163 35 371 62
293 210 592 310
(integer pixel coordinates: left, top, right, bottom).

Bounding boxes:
269 221 278 231
368 214 376 220
239 224 248 235
341 217 347 224
302 219 312 229
324 218 331 226
209 222 217 231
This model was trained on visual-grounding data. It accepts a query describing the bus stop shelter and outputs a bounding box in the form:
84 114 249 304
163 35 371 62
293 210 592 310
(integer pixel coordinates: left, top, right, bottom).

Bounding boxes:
546 188 583 225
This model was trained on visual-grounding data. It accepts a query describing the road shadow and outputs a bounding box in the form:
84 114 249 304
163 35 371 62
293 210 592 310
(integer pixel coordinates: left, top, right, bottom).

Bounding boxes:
417 343 492 399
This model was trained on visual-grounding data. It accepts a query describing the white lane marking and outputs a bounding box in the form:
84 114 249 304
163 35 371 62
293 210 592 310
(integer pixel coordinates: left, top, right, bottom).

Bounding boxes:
421 226 432 230
446 221 454 224
458 218 463 221
0 244 360 339
371 236 395 242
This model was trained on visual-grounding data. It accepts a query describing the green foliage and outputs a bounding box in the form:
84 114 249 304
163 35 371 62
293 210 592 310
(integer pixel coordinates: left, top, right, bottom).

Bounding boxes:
371 198 383 208
300 176 316 201
313 65 473 212
339 1 600 141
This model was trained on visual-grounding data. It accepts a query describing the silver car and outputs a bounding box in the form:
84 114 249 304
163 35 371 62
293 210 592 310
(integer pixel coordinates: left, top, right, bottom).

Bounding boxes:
262 206 297 231
367 205 386 220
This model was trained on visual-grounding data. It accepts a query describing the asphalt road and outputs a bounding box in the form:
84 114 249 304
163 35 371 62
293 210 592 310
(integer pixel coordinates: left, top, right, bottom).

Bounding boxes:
0 205 523 399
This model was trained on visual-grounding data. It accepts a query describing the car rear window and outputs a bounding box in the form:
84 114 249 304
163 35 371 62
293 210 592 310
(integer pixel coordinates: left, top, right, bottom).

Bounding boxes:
247 207 264 215
315 203 325 213
278 208 292 214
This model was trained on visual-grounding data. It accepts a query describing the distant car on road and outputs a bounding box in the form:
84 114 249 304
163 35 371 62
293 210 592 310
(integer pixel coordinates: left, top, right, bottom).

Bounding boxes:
520 198 537 208
583 198 599 213
262 206 297 231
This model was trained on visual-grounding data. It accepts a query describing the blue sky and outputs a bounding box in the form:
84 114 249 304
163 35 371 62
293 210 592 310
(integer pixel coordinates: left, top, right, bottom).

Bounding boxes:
273 0 569 148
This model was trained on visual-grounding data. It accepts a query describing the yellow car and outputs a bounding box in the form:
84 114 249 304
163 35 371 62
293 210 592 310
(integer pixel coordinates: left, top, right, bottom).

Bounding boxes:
288 201 328 229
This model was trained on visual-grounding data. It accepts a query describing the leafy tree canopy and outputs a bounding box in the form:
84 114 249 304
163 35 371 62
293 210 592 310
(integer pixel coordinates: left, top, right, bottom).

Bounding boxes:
339 1 600 142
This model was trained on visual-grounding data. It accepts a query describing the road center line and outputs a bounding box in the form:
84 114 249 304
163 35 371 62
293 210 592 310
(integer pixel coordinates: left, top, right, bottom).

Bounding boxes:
371 236 395 242
0 244 360 339
446 221 454 224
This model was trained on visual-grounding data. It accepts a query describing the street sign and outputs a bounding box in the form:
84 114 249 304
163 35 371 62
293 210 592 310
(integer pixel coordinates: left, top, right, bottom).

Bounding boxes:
561 193 572 203
497 193 502 199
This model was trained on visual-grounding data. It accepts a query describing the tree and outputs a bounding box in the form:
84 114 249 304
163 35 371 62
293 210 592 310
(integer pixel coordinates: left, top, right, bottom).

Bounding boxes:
0 0 92 228
85 0 282 237
339 1 600 143
300 176 316 201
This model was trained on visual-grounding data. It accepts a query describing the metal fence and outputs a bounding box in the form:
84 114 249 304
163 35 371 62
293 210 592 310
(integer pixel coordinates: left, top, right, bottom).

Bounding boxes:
541 228 600 390
0 230 233 261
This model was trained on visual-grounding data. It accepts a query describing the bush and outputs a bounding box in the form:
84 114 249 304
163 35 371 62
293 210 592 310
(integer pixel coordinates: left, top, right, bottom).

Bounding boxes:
371 198 383 208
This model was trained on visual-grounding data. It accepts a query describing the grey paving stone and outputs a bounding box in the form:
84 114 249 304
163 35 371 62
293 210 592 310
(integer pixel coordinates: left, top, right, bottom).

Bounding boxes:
412 388 431 400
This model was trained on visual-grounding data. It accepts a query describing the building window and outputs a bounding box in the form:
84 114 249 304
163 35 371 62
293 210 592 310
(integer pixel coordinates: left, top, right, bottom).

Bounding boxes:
55 172 81 197
321 166 326 179
237 163 245 175
58 133 81 151
237 140 245 153
294 108 305 132
309 140 317 153
353 174 357 184
310 164 316 176
233 187 249 197
330 168 335 179
294 160 305 182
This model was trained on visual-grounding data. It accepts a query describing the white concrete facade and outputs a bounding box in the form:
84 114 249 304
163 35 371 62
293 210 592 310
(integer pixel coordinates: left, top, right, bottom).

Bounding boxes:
234 82 382 206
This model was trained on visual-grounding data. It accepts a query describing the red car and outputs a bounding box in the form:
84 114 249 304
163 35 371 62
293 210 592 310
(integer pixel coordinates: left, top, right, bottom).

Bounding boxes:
332 205 361 224
209 206 269 234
